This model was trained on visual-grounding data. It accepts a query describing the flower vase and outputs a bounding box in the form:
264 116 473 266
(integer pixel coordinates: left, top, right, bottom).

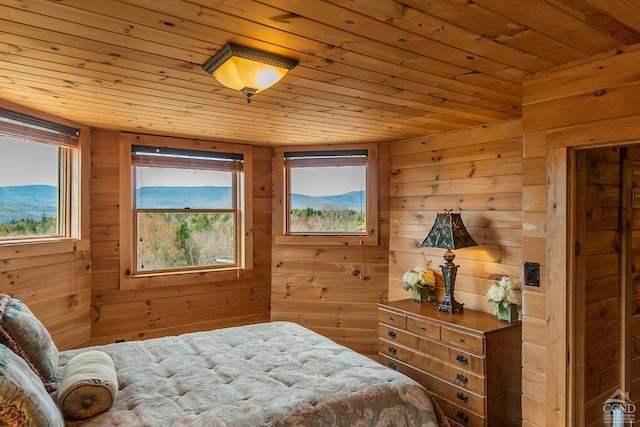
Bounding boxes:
497 304 519 322
411 288 431 302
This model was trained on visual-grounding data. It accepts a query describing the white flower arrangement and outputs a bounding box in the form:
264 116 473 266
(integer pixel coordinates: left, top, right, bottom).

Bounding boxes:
487 275 522 314
402 266 436 292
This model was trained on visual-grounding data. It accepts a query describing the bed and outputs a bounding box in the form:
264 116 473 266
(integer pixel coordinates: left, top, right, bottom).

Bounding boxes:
0 294 447 426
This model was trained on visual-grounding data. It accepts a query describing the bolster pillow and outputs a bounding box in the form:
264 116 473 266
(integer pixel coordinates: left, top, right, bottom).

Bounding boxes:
57 351 118 421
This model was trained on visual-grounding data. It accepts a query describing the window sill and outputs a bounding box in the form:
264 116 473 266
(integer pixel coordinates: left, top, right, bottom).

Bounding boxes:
120 267 253 290
275 234 378 246
0 238 86 258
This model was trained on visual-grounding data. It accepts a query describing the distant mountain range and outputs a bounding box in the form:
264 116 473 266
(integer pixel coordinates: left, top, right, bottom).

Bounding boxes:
0 185 58 223
290 191 364 211
138 187 366 210
136 186 232 209
0 185 365 223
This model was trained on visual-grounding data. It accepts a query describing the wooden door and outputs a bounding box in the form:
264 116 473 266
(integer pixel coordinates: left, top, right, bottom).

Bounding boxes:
627 148 640 403
573 146 639 426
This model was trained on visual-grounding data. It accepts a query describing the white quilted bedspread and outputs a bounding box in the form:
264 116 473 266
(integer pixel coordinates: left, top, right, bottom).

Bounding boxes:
58 321 441 426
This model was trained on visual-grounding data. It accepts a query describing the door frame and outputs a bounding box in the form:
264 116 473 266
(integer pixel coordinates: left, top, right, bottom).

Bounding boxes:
549 142 638 426
547 146 571 426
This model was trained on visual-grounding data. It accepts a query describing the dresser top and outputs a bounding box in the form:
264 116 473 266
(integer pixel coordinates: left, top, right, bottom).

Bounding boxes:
379 299 521 335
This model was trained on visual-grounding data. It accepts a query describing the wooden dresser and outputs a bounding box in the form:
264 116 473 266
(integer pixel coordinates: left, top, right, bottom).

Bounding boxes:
378 299 522 426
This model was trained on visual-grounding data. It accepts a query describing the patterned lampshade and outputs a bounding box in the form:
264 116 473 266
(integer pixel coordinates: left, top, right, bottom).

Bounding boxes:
420 212 477 250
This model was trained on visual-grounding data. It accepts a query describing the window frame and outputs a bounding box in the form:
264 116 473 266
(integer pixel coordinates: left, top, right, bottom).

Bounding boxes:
119 134 253 289
0 108 81 244
274 143 378 246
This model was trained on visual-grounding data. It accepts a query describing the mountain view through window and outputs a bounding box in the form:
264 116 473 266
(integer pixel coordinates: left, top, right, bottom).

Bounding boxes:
289 165 366 234
0 137 60 238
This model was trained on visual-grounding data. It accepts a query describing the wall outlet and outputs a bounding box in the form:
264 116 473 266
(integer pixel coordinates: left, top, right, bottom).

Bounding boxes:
523 262 540 287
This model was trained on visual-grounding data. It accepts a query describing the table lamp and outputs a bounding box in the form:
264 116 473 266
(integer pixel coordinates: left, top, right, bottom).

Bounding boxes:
421 211 477 313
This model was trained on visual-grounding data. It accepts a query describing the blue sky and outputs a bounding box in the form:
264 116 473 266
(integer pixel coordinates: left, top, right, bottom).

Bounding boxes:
136 167 231 189
291 166 365 196
1 137 58 186
2 138 367 198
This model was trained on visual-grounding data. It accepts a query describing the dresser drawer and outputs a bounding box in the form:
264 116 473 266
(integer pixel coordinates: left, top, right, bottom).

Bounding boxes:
432 394 485 427
379 341 485 395
441 326 484 354
379 324 485 376
407 316 440 340
378 307 407 329
444 370 484 395
380 355 485 426
406 368 485 416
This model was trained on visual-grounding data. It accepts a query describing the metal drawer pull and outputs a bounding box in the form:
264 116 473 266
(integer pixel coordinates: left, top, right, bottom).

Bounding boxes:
388 330 397 339
456 392 469 403
456 354 468 365
456 412 469 423
388 362 397 370
456 373 468 384
388 346 397 355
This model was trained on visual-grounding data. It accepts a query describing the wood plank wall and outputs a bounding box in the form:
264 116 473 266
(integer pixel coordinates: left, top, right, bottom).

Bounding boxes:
89 130 272 346
270 143 390 358
522 44 640 426
388 119 523 310
0 99 92 350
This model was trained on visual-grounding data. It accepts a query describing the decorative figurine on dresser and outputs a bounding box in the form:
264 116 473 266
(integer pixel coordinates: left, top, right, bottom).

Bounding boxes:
378 300 522 427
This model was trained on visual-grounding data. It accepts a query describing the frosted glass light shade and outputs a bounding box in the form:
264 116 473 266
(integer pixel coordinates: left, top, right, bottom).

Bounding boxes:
213 57 289 92
203 43 298 103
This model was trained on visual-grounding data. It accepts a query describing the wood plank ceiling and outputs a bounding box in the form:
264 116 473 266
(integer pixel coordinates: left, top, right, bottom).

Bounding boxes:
1 0 639 146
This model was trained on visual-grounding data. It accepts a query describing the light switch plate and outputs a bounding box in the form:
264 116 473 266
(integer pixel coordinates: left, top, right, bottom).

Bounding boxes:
523 262 540 287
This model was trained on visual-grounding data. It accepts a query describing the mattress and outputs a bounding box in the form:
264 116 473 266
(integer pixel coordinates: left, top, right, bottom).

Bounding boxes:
58 321 442 426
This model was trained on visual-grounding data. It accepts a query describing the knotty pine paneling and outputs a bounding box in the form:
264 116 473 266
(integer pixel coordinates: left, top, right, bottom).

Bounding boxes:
522 44 640 426
2 1 639 147
270 143 390 358
89 130 272 345
388 119 523 308
0 99 92 350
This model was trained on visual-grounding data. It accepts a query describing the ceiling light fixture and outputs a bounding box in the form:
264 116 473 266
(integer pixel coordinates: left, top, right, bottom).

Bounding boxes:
202 43 298 104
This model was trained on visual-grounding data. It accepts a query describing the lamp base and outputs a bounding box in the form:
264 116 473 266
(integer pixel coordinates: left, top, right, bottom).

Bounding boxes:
437 254 464 313
436 294 464 313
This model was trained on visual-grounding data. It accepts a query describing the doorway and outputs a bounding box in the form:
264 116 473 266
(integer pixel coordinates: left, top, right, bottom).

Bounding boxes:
571 145 638 426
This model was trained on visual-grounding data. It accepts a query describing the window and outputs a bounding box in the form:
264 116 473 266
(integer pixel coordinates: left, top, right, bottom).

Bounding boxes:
275 144 378 246
119 135 252 282
0 108 79 241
